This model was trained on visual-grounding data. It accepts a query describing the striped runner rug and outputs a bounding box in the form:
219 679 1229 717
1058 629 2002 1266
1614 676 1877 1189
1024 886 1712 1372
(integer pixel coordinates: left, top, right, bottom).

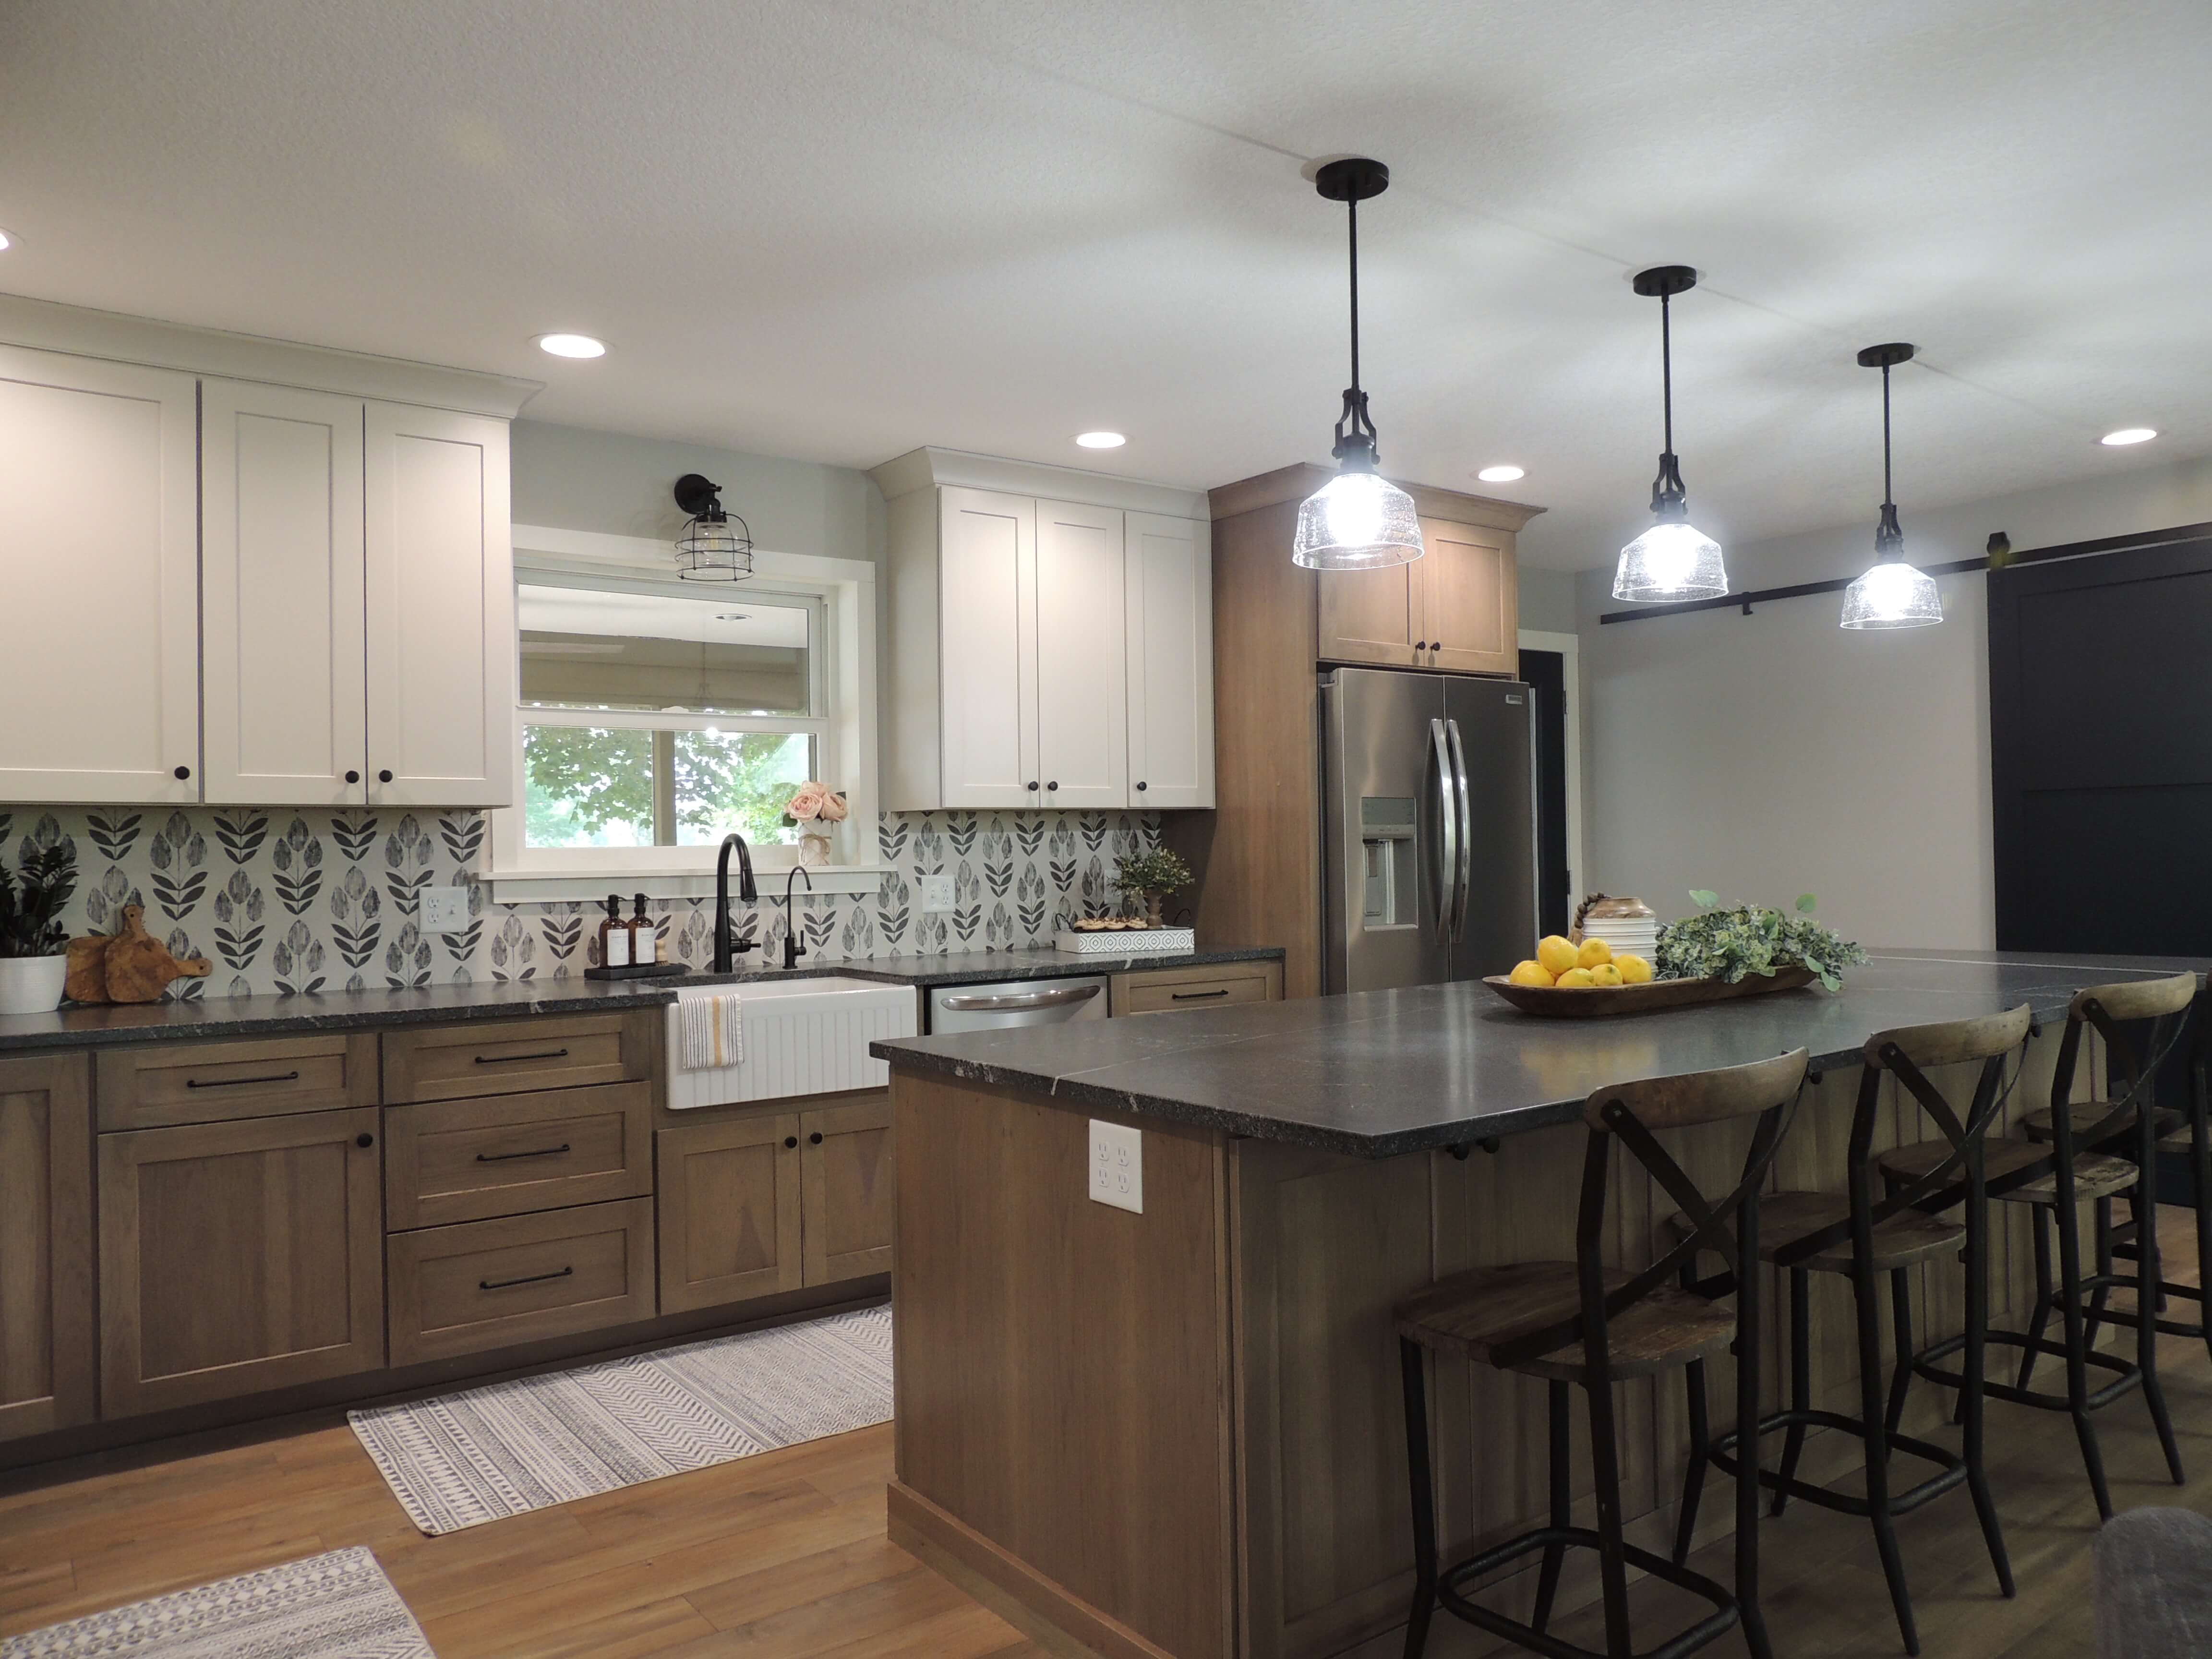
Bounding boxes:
349 1304 893 1535
0 1547 432 1659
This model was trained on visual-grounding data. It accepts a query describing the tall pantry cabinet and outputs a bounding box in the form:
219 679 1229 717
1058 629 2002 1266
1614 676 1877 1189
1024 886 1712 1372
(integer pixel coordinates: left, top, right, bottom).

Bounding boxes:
873 449 1215 813
0 304 528 809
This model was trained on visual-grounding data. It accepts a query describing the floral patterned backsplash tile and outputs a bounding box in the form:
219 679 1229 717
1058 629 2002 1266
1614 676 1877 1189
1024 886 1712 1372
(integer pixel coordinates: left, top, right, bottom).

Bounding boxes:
5 806 1162 998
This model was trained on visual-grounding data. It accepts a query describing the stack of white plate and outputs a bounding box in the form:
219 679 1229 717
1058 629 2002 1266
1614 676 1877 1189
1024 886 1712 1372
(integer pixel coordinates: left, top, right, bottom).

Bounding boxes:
1582 915 1660 961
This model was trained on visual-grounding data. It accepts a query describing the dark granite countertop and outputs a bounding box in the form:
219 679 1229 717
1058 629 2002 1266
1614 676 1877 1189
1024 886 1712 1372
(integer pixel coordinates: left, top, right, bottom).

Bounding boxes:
0 945 1285 1053
871 949 2211 1158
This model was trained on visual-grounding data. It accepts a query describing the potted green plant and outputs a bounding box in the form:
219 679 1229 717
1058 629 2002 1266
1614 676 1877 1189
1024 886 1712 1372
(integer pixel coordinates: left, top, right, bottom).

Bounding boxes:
1112 847 1193 928
0 842 76 1014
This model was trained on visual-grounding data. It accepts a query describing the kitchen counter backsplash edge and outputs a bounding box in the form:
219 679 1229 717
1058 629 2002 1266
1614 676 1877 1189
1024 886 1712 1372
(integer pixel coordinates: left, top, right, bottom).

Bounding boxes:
3 805 1166 1000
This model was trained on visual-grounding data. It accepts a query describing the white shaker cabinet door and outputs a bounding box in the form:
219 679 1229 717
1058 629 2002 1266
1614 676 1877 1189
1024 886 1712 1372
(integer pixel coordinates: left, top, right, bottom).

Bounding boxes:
1033 499 1127 810
1124 513 1214 809
937 488 1037 808
0 347 200 804
201 381 367 806
364 403 514 808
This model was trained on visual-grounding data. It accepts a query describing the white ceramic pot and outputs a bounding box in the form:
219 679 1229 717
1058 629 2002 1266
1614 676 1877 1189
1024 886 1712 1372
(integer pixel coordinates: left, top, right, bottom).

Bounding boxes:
798 830 833 868
0 954 67 1015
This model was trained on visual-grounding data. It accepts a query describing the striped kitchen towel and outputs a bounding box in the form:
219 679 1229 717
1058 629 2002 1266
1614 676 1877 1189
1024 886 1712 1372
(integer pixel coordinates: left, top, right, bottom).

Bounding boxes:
678 993 743 1069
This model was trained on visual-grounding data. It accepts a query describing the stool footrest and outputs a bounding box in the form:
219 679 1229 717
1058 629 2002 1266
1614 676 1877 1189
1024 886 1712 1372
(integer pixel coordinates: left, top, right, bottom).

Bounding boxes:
1435 1525 1741 1659
1913 1331 2142 1411
1706 1412 1966 1517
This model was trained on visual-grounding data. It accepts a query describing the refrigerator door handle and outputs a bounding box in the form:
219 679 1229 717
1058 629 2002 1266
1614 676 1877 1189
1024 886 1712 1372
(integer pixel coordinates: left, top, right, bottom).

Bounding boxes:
1444 717 1474 942
1427 717 1458 941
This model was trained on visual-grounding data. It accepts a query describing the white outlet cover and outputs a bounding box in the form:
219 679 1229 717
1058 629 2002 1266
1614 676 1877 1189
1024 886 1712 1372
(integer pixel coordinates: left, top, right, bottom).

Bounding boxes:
1089 1118 1143 1214
420 887 470 931
920 873 956 913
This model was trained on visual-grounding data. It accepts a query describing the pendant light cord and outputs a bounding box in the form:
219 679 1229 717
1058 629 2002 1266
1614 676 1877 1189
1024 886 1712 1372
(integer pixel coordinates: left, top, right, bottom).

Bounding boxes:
1660 291 1673 456
1882 362 1894 510
1347 196 1361 395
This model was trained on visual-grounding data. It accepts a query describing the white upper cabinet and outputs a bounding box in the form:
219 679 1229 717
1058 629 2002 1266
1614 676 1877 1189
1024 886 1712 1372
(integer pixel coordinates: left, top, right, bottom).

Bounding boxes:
1034 499 1128 809
1124 512 1215 809
877 455 1213 814
201 380 366 806
0 347 199 804
937 488 1038 808
364 403 514 809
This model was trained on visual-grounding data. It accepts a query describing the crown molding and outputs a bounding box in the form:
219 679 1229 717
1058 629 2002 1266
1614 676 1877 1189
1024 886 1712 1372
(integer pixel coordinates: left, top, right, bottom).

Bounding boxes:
869 446 1208 519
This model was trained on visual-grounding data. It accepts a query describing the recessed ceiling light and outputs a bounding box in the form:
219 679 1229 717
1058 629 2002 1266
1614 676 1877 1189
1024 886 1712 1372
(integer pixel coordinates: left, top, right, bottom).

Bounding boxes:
0 228 17 252
1074 432 1126 449
536 333 606 359
2101 427 2157 446
1476 465 1525 483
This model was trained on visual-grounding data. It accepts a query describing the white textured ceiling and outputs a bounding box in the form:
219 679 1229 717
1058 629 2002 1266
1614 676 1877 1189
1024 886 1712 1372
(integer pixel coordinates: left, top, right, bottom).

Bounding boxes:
4 0 2209 568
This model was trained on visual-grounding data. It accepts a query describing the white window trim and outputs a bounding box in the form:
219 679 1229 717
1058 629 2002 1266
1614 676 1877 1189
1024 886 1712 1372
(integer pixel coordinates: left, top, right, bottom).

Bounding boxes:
482 524 882 901
1519 627 1585 908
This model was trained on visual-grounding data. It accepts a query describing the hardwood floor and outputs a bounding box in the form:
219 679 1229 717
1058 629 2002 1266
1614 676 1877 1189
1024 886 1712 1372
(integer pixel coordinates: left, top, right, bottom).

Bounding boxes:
1 1214 2208 1658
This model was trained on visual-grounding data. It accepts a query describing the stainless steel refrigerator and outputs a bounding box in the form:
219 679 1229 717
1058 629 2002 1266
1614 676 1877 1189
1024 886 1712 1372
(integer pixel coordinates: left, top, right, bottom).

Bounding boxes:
1319 666 1537 994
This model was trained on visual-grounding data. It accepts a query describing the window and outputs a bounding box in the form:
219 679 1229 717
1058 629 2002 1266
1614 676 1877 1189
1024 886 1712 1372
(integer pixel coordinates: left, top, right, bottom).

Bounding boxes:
518 577 824 852
487 528 880 896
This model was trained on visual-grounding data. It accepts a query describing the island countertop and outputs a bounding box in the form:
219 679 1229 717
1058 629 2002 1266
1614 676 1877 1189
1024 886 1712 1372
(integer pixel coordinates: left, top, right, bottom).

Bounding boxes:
871 948 2208 1157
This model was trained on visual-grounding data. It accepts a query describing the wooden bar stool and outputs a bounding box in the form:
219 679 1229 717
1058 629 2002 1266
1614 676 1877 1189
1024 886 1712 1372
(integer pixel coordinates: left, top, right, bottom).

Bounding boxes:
1669 1005 2029 1657
1936 973 2196 1518
1394 1048 1808 1659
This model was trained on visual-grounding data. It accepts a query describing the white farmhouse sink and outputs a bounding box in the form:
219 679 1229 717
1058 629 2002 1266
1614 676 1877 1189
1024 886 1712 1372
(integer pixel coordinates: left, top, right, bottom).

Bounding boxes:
664 976 919 1109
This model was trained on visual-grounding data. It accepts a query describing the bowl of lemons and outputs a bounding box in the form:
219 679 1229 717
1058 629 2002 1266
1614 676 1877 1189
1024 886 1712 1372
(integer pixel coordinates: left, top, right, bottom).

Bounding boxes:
1483 933 1812 1017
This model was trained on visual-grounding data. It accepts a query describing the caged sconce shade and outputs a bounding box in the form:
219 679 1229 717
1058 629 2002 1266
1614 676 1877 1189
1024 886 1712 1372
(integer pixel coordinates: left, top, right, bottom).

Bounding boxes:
673 473 754 582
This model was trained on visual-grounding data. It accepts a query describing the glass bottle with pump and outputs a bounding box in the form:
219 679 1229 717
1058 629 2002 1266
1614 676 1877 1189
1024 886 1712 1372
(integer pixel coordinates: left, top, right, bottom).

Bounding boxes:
599 893 631 969
630 894 658 964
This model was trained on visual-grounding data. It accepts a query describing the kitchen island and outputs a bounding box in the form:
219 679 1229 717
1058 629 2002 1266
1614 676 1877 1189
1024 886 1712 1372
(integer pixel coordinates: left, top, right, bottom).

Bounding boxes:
873 950 2206 1659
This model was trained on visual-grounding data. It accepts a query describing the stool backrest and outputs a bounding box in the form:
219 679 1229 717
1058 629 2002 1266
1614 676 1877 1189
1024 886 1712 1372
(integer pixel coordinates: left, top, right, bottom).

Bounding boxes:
1850 1003 2033 1221
2051 972 2202 1163
1492 1048 1808 1372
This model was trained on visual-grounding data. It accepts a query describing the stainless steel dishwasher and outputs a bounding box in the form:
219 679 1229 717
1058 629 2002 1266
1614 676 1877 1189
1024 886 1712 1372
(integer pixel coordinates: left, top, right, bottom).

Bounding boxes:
926 974 1110 1034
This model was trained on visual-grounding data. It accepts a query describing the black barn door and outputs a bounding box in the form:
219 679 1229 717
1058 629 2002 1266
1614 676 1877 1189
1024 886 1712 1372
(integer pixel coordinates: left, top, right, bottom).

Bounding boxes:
1989 533 2212 952
1519 648 1572 938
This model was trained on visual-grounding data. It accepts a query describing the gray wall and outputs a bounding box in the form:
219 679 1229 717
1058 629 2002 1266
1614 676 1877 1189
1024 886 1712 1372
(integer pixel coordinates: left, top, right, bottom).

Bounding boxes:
1576 454 2212 950
1516 566 1578 635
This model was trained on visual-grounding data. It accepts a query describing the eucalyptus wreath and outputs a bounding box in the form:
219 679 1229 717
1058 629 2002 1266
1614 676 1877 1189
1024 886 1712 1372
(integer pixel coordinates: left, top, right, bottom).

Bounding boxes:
1654 890 1867 991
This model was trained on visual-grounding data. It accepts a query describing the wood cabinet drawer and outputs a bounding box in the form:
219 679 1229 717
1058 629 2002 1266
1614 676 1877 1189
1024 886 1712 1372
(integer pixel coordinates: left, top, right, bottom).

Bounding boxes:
1110 962 1283 1016
380 1013 651 1104
386 1198 655 1367
384 1082 651 1230
95 1034 378 1130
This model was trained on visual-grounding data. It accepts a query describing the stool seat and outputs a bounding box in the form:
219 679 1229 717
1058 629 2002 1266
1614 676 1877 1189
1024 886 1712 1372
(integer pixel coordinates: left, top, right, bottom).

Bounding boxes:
2003 1150 2140 1204
1396 1261 1734 1381
2017 1101 2180 1144
1879 1135 2136 1203
1666 1190 1963 1273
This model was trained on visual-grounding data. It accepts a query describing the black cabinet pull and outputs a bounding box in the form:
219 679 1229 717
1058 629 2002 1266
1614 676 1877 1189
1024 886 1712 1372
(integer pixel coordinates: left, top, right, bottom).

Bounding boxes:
345 769 360 783
1170 988 1231 1001
355 1132 375 1148
809 1131 824 1144
173 764 192 780
186 1069 301 1090
475 1142 571 1163
474 1047 570 1065
783 1135 798 1149
378 769 394 783
479 1265 573 1292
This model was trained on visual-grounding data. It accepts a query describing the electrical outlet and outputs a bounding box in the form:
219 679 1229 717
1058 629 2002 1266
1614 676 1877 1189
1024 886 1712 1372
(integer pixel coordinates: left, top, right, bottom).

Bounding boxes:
1089 1119 1143 1214
921 873 956 913
419 886 470 931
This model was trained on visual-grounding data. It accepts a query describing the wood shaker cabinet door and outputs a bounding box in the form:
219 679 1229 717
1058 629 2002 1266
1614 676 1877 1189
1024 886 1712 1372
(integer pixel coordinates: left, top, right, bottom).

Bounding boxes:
200 379 368 807
1033 499 1128 808
938 487 1038 808
0 1053 93 1443
0 346 200 804
1418 518 1517 676
1125 512 1215 809
656 1116 802 1312
98 1106 385 1417
799 1095 893 1286
1316 560 1419 668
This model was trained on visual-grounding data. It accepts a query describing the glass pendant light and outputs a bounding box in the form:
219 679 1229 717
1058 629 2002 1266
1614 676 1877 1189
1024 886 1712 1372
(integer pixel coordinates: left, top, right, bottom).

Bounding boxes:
1839 344 1942 630
1292 158 1423 571
1613 266 1728 602
673 473 754 582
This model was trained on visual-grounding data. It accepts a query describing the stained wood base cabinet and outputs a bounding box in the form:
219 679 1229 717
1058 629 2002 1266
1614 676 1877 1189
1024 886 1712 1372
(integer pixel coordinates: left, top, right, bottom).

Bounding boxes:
97 1106 385 1418
0 1054 94 1443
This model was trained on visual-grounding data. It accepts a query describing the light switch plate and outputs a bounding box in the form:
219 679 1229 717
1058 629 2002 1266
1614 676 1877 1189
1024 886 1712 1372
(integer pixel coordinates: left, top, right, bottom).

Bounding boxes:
1089 1119 1143 1214
920 873 956 913
419 887 470 932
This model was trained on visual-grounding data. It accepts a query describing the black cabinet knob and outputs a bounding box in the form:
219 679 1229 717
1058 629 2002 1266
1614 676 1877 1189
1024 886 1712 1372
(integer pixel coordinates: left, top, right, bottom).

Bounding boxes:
783 1135 798 1149
1415 641 1428 652
377 769 394 783
355 1132 375 1149
809 1131 824 1145
173 765 191 780
344 769 360 784
1026 781 1039 791
1134 781 1147 792
1046 781 1058 792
